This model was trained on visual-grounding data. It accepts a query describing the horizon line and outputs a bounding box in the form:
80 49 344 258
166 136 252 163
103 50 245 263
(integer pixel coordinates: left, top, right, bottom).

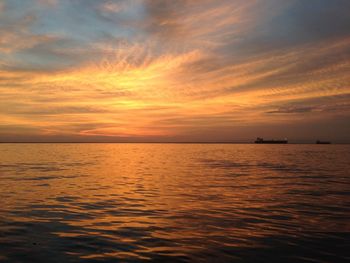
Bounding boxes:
0 141 349 144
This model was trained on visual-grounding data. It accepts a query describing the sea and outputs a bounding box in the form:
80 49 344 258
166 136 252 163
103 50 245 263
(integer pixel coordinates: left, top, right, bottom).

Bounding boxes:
0 143 349 262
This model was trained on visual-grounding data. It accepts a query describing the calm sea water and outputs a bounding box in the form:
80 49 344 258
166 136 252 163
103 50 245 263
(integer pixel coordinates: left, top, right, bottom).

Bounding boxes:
0 143 349 262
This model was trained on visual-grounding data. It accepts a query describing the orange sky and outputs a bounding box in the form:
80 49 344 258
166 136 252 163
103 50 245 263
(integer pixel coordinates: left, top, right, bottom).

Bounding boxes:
0 0 349 142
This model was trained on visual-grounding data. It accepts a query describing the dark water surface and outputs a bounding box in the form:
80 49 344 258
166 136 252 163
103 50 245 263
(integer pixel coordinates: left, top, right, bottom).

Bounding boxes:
0 143 349 262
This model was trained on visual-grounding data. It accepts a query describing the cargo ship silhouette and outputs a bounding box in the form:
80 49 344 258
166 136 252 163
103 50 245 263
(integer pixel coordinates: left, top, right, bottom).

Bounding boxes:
316 140 331 144
255 137 288 144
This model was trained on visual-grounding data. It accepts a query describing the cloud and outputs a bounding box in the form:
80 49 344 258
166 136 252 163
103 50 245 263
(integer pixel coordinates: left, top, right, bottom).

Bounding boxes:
37 0 58 8
0 0 349 142
267 107 314 114
0 14 38 53
0 2 5 14
142 0 190 38
99 1 125 14
282 0 350 42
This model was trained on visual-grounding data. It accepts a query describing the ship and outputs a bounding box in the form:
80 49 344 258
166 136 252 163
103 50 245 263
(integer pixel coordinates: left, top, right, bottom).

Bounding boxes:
316 140 331 144
255 137 288 144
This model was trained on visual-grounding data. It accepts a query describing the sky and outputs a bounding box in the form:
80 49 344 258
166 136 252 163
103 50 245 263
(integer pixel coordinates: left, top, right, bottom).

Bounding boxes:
0 0 349 143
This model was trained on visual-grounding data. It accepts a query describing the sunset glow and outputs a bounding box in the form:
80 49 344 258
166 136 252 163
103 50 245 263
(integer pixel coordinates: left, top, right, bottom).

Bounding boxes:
1 0 349 142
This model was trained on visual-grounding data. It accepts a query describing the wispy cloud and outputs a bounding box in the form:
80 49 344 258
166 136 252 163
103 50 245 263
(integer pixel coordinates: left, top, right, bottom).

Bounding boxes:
0 0 349 142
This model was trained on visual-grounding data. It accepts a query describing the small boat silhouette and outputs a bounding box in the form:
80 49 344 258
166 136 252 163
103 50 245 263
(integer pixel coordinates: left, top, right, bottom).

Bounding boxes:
255 137 288 144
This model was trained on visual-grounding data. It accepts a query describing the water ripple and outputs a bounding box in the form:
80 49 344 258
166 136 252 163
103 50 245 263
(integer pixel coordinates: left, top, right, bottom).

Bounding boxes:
0 144 349 262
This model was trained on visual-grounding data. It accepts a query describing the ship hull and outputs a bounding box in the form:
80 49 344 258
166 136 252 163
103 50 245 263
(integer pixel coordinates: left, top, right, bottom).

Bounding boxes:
255 141 288 144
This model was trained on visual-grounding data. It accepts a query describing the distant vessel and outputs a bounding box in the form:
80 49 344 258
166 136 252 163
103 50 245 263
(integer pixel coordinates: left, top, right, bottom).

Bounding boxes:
316 140 331 144
255 137 288 144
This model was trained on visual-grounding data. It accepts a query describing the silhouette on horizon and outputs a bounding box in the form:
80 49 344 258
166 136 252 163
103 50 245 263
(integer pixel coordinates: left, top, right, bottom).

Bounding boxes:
316 140 331 144
254 137 288 144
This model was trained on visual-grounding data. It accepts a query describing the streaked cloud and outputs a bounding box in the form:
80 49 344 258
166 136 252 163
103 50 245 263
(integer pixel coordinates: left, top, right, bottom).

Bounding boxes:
0 0 349 142
37 0 58 8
